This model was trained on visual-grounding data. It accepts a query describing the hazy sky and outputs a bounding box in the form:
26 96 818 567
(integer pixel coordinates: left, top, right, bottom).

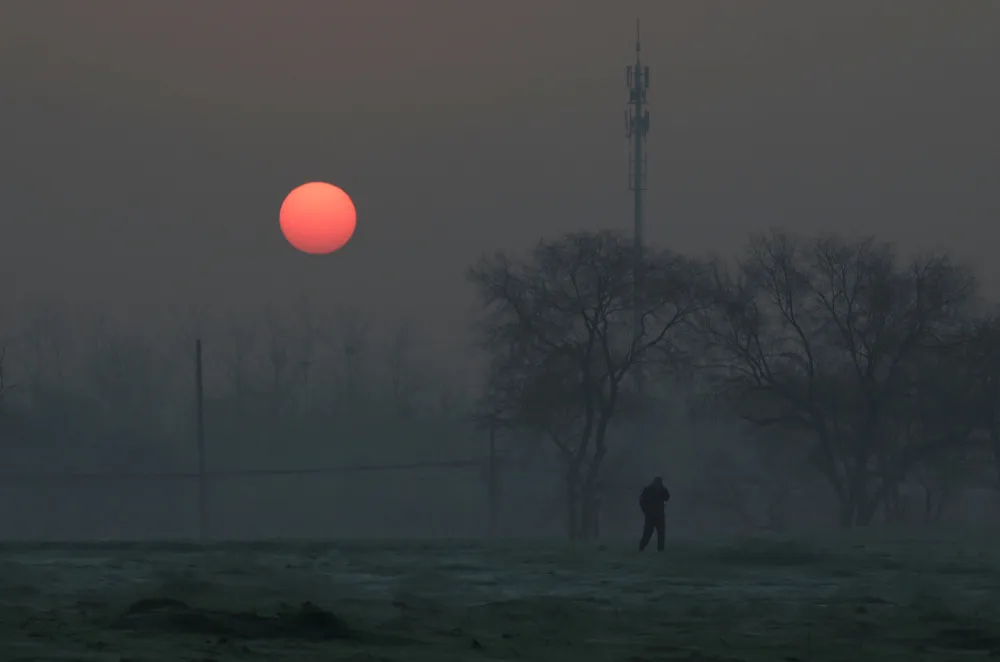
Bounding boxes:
2 1 998 364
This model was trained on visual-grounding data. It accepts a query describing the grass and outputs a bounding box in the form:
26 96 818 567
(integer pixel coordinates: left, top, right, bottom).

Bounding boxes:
0 532 998 660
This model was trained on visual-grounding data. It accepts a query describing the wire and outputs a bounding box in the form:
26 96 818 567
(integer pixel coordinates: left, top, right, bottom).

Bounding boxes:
0 459 488 482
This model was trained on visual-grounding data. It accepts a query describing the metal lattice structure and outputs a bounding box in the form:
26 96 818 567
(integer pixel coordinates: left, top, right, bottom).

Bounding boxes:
625 19 650 392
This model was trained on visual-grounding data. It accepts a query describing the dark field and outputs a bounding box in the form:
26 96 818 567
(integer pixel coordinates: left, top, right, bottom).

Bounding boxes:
1 533 998 661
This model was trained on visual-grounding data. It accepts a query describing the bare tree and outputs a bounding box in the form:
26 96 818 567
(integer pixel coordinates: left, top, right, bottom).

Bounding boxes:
384 321 425 418
468 230 707 541
224 315 259 406
962 312 1000 488
84 330 173 438
697 230 978 527
316 305 373 408
261 306 312 422
883 322 989 524
910 442 989 525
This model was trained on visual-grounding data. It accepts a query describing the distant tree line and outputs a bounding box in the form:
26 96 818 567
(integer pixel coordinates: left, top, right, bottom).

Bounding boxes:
0 305 473 475
2 228 998 540
468 229 1000 539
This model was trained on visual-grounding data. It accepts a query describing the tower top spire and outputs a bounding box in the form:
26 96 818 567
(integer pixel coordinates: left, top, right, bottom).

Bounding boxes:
636 17 641 56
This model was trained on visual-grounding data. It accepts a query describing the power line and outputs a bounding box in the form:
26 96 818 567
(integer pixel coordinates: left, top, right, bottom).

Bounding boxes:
0 459 489 483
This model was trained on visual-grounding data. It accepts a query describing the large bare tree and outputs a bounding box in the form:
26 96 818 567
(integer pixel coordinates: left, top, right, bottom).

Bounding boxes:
468 230 707 541
959 312 1000 488
697 230 979 527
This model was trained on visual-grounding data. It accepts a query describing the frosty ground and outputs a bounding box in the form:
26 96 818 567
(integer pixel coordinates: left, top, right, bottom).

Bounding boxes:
0 533 997 661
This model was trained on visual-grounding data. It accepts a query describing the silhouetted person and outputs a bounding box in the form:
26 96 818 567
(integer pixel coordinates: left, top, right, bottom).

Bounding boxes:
638 476 670 551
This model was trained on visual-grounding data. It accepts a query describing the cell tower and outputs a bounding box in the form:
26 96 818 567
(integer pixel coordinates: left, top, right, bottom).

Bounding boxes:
625 18 650 390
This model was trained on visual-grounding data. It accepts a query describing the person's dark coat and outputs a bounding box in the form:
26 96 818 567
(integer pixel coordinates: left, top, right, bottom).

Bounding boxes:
639 480 670 517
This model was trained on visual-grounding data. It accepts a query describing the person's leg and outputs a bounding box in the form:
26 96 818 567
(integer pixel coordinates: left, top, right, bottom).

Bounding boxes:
655 515 666 551
638 516 655 551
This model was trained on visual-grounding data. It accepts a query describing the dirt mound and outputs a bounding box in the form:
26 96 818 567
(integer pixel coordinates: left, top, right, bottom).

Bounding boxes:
931 626 1000 653
116 597 354 641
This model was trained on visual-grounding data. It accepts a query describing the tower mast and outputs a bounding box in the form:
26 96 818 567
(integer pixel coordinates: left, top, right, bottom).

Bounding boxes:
626 18 650 391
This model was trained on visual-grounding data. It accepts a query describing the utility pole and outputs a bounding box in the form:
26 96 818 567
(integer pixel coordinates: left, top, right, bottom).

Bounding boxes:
625 18 650 392
195 338 207 542
487 420 498 539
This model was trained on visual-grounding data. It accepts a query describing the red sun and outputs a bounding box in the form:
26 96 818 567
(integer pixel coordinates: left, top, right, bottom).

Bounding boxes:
279 182 357 254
